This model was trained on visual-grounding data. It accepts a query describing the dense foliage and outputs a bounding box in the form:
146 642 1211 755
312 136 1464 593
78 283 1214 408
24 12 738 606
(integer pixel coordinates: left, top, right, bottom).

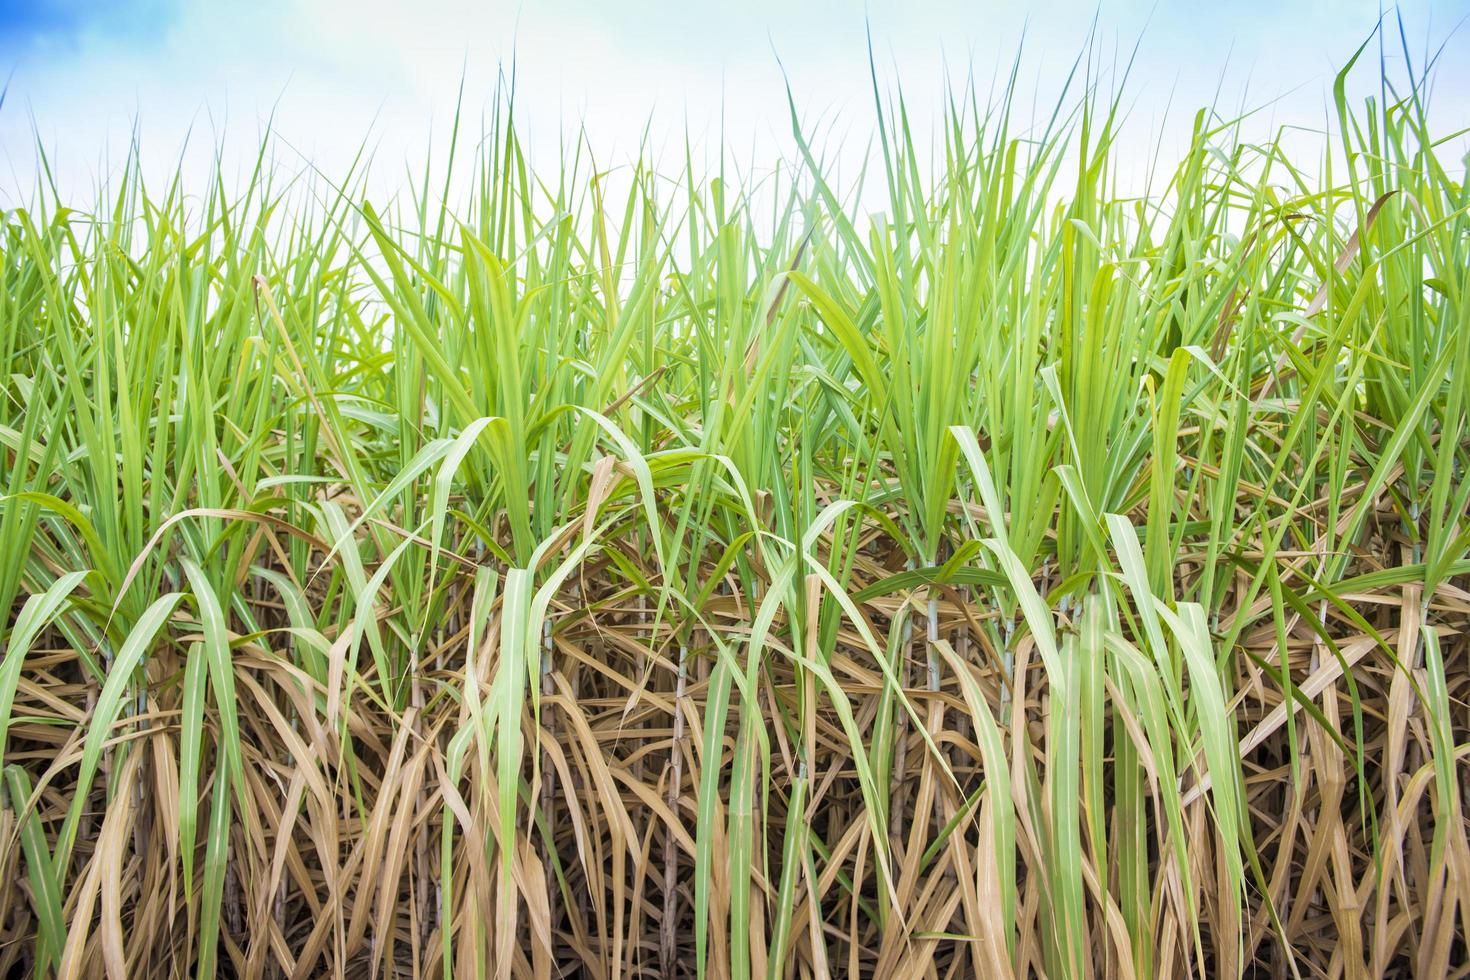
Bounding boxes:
1 46 1468 978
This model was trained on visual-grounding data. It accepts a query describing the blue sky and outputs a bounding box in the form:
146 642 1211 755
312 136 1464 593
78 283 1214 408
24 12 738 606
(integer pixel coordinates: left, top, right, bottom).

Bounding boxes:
0 0 177 44
2 1 1468 200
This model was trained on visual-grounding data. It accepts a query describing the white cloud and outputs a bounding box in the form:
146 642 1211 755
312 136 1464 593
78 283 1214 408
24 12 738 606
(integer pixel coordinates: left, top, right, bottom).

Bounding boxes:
2 0 1466 205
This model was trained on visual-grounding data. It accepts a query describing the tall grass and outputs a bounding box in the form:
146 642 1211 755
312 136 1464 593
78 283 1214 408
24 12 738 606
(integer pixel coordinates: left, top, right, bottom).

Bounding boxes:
1 37 1468 979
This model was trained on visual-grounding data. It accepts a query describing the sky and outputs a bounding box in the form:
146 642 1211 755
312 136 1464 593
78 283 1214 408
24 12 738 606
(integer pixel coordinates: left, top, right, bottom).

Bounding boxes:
1 0 1468 205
